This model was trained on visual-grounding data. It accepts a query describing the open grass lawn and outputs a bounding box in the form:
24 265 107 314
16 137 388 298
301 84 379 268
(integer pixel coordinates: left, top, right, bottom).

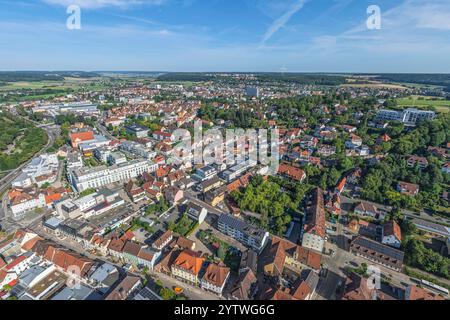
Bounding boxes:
396 95 450 113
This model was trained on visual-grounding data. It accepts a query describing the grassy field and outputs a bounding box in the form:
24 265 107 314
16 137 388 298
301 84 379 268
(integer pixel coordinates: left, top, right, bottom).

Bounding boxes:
0 77 105 91
396 95 450 113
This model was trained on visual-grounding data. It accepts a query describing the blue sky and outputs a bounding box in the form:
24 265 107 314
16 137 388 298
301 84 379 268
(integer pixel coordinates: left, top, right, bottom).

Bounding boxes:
1 0 450 72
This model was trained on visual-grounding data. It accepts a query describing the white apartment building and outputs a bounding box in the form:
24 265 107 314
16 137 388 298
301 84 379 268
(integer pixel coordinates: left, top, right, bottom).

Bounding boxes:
376 108 436 125
69 159 158 192
217 214 269 253
11 193 46 217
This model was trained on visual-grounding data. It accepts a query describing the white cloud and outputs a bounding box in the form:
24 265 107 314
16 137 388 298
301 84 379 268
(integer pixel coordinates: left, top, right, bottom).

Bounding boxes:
42 0 166 9
260 0 307 45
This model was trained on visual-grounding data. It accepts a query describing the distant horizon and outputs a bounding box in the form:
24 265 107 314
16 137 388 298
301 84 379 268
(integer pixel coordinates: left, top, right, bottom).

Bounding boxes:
1 71 450 75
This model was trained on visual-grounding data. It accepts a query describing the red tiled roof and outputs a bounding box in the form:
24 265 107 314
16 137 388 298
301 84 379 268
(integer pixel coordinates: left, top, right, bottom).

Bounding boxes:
278 164 306 181
69 131 94 147
303 188 326 239
4 255 27 271
383 221 402 242
407 285 445 300
202 263 230 288
173 250 204 275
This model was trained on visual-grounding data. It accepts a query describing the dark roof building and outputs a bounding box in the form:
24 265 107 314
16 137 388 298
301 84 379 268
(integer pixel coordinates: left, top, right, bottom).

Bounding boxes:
350 236 404 271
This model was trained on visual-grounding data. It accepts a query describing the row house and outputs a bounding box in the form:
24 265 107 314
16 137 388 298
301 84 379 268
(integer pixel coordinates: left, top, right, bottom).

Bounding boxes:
277 164 306 182
152 231 174 251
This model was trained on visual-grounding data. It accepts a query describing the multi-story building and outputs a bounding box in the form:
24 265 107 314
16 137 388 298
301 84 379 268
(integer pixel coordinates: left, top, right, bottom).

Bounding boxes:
10 192 46 217
350 236 404 271
67 151 83 170
200 262 230 296
152 231 174 251
171 250 205 286
376 108 435 125
301 188 326 253
217 214 269 253
125 124 149 138
185 202 208 225
246 87 260 98
407 156 429 169
193 165 217 182
68 159 157 192
220 161 256 183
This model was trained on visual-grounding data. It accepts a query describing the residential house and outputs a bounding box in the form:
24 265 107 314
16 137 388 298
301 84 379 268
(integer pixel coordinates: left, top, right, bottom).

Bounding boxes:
342 272 397 300
397 181 419 196
200 262 230 296
171 250 205 286
107 238 125 259
122 241 142 266
405 285 446 300
260 269 319 301
137 247 161 270
163 187 184 207
230 269 258 300
382 221 402 249
152 231 174 251
345 133 363 149
125 181 146 203
185 202 208 225
354 201 387 221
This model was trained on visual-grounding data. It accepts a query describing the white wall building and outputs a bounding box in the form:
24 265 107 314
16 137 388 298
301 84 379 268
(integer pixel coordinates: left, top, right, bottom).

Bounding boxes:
69 159 158 192
12 153 59 188
376 108 436 125
11 193 46 217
